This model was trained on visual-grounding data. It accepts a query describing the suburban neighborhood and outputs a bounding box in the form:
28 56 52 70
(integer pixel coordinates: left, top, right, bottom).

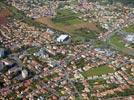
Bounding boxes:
0 0 134 100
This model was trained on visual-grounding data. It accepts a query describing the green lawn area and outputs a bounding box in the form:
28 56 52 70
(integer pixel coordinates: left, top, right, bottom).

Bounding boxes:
82 65 115 78
52 9 82 25
123 24 134 33
109 34 134 56
109 34 125 50
71 28 99 42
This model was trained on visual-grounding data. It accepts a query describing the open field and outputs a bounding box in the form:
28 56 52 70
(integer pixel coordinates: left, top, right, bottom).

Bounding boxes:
82 65 115 78
52 9 82 25
36 17 99 33
109 34 125 49
109 34 134 56
123 24 134 33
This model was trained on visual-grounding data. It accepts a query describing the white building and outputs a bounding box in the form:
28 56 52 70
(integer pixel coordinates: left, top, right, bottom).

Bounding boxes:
56 35 70 43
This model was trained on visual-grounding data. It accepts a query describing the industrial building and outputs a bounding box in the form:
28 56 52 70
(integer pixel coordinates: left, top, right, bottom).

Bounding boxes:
56 35 71 43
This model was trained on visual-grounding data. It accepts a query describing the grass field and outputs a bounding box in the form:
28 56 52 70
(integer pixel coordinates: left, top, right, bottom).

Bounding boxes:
82 65 115 78
109 34 134 56
109 34 125 49
124 24 134 33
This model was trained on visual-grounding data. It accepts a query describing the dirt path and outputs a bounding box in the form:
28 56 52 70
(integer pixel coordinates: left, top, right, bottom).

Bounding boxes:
35 17 99 33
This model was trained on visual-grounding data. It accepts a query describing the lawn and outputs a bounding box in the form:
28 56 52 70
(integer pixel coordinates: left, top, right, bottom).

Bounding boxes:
82 65 115 78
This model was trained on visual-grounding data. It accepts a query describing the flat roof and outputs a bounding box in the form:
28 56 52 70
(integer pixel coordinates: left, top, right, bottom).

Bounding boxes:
57 35 69 42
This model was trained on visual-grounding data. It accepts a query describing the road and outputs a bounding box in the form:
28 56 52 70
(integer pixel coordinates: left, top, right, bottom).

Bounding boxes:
57 52 93 100
58 64 82 99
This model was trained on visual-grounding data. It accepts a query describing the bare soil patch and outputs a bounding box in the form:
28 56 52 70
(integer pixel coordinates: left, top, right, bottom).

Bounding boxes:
0 9 11 25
